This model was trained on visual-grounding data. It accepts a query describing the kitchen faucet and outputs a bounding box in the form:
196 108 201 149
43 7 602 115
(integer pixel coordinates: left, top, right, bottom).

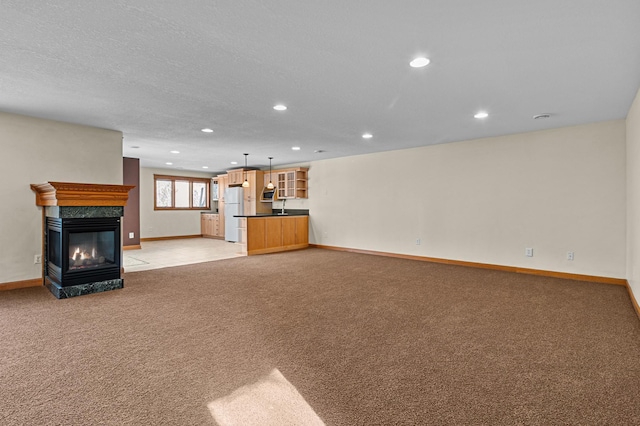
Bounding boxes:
281 198 286 214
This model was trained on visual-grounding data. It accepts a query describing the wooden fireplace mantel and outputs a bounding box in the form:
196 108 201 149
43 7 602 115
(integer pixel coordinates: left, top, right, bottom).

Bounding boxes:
30 182 135 207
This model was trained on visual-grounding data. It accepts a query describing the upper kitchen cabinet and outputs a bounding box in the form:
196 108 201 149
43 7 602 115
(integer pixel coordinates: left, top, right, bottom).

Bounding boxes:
227 168 244 186
217 174 228 202
275 167 308 199
217 174 228 238
243 170 271 216
211 177 219 201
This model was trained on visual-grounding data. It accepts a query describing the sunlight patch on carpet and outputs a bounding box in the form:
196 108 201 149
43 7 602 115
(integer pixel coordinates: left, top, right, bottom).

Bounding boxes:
208 368 325 426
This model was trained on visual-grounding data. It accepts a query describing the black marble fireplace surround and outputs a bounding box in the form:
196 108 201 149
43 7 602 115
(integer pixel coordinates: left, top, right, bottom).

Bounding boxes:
44 206 124 299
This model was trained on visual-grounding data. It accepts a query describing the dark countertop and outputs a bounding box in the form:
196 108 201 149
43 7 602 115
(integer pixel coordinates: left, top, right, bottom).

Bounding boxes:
235 209 309 217
234 213 308 218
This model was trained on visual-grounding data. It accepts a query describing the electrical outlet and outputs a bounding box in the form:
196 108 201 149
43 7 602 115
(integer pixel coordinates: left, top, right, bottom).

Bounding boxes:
34 255 42 264
416 238 421 245
525 248 533 257
129 232 134 238
567 251 574 261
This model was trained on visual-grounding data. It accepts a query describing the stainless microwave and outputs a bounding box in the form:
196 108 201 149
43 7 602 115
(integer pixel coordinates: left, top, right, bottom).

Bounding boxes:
260 187 277 202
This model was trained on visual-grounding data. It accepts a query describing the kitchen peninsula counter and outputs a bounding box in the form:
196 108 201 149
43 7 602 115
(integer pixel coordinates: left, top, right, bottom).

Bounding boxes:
233 209 309 218
235 213 308 256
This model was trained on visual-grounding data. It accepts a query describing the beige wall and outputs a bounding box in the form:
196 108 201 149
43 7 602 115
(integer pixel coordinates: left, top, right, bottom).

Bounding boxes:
0 111 123 284
1 110 632 284
139 167 214 238
309 120 627 278
627 88 640 298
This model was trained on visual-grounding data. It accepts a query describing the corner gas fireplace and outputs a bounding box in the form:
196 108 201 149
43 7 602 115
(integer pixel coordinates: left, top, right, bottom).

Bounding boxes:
47 217 121 287
31 182 134 299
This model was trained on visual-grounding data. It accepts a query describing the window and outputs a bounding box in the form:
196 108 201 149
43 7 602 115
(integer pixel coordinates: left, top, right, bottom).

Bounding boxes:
154 175 210 210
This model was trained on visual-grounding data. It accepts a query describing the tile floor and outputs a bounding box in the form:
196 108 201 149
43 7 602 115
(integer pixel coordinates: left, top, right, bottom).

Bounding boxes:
123 238 242 272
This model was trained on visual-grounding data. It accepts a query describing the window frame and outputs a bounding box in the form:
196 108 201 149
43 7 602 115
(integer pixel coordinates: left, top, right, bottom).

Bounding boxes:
153 174 211 211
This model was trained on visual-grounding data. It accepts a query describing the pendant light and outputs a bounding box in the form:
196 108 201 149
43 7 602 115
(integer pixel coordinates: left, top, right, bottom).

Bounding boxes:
267 157 274 189
242 153 249 188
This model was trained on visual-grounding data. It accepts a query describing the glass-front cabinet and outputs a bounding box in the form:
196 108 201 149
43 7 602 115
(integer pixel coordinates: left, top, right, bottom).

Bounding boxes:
211 178 219 201
275 168 308 199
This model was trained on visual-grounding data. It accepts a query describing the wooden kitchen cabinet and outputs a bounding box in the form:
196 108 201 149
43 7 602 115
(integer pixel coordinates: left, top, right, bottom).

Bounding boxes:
240 215 309 255
227 169 244 186
217 174 228 239
201 214 211 236
275 167 308 199
217 174 228 202
294 215 308 244
276 171 292 199
263 169 277 190
282 217 296 246
213 215 222 237
211 178 219 201
243 170 271 216
201 213 222 239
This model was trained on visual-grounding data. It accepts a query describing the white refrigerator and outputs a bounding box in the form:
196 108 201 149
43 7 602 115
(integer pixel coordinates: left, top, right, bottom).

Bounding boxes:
224 187 244 242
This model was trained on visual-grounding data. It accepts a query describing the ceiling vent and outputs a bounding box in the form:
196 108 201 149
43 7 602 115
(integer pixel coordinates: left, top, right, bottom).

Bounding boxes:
533 114 551 120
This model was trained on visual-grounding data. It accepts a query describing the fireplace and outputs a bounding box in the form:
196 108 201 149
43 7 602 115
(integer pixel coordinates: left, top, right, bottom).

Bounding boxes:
31 182 134 299
47 217 121 287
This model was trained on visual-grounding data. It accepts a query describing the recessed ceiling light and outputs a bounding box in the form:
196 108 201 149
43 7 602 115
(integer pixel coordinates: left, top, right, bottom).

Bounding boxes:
201 128 214 133
409 57 430 68
273 104 287 111
202 166 209 169
474 112 489 119
166 162 173 165
292 146 301 151
362 133 373 139
230 161 238 165
170 150 180 154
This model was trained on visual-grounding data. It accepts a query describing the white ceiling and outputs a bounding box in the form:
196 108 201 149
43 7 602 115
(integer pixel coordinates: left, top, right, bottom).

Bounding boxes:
2 1 640 174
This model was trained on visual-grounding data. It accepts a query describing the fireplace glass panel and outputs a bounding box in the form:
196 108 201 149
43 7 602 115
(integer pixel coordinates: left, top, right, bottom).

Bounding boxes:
48 229 61 268
68 230 116 271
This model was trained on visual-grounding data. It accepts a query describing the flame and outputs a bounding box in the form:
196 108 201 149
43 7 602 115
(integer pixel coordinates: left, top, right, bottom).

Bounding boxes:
72 247 97 260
